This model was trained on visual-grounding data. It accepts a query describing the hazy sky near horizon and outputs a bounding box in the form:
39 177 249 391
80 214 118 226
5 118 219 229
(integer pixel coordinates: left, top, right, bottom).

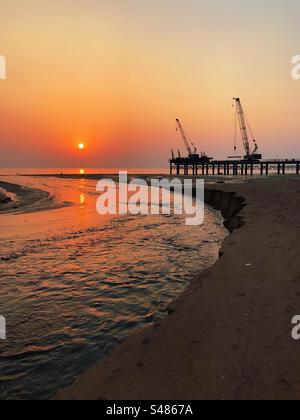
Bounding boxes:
1 0 300 167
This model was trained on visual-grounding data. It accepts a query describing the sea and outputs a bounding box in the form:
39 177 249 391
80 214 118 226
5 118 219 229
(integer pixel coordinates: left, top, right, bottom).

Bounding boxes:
0 169 227 399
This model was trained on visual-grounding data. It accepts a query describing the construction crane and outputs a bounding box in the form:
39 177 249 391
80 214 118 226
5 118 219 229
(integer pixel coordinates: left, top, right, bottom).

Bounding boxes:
232 98 262 161
175 118 212 163
170 148 182 160
175 118 197 157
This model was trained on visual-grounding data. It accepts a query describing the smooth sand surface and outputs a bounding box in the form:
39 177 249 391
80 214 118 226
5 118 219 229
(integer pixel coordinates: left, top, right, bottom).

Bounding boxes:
55 176 300 400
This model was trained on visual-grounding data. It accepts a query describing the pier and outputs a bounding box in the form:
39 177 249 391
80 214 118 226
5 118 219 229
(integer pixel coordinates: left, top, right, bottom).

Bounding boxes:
169 158 300 176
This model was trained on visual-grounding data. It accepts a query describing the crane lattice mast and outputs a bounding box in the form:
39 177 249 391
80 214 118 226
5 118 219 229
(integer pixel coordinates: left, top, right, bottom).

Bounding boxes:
233 98 250 158
233 98 260 160
175 118 193 156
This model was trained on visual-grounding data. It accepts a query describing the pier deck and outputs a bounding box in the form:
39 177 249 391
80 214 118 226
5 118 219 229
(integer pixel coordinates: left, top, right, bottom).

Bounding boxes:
169 158 300 176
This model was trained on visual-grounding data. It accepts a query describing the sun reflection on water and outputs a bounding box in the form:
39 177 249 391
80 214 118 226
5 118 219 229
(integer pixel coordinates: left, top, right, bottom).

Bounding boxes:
79 193 86 205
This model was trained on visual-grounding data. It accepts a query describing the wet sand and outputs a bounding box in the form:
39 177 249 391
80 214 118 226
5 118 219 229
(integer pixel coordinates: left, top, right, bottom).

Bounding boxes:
55 176 300 400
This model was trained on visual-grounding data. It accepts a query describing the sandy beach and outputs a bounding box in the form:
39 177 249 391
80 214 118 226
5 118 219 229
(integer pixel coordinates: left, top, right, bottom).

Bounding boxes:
54 175 300 400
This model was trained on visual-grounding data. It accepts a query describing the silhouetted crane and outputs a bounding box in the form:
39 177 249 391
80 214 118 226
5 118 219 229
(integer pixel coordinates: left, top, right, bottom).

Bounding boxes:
233 98 262 161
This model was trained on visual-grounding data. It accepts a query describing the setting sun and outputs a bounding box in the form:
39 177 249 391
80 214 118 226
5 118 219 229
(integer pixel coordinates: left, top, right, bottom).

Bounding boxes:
78 143 85 150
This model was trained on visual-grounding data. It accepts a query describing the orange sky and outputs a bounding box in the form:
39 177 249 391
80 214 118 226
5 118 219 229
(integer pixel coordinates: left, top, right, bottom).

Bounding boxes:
1 0 300 168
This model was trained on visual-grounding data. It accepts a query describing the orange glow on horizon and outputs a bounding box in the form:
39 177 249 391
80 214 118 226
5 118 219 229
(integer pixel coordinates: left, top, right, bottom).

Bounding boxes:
1 1 300 167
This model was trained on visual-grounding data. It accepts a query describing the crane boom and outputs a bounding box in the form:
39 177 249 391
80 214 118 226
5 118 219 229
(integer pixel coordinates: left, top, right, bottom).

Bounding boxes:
175 118 193 156
233 98 250 158
233 98 262 161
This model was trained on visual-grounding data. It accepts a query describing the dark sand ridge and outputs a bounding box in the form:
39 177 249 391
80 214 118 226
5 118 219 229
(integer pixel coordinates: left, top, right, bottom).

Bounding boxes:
0 181 61 214
0 190 11 205
54 176 300 400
